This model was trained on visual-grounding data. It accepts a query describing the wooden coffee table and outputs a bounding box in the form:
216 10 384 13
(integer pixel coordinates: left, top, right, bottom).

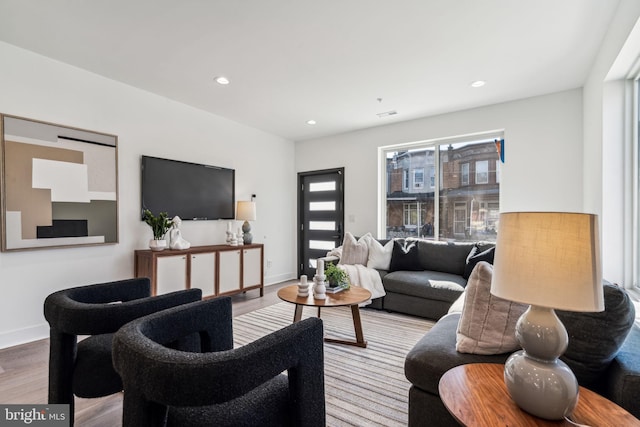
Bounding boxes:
439 363 640 426
277 284 372 348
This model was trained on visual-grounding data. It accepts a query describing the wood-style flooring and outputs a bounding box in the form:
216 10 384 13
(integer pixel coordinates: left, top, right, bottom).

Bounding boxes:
0 281 293 426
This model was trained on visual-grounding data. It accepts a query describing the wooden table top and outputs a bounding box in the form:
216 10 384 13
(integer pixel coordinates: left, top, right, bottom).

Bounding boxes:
277 284 371 307
439 363 640 426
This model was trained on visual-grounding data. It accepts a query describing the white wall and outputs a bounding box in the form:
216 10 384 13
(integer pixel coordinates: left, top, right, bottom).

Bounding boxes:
583 0 640 287
296 89 584 237
0 42 298 349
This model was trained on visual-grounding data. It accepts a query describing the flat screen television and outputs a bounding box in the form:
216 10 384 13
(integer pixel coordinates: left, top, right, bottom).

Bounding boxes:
141 155 235 220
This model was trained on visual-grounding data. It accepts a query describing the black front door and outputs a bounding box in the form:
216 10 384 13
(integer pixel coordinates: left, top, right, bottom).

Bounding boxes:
297 168 344 278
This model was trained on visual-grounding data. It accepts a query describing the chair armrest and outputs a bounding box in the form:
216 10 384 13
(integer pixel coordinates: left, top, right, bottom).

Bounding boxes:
45 279 202 335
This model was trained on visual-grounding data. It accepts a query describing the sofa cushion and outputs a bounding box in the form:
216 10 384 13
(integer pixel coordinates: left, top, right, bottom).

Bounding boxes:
604 325 640 418
389 239 421 272
338 232 370 265
383 270 465 303
463 246 495 280
418 240 476 276
456 261 527 355
404 313 510 395
557 283 635 387
364 236 393 270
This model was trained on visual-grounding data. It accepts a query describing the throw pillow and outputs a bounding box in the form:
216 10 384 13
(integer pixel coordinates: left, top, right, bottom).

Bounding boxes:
463 246 495 280
364 236 393 270
338 232 371 265
388 239 422 272
456 261 528 355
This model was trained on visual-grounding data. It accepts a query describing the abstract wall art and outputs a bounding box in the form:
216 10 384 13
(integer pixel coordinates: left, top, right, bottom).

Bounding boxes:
1 114 118 251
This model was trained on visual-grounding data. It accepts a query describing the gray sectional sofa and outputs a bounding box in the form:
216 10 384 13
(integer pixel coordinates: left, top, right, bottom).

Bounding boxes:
405 282 640 426
322 238 494 320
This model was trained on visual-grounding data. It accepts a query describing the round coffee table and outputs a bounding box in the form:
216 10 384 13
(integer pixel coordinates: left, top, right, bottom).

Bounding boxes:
277 284 372 348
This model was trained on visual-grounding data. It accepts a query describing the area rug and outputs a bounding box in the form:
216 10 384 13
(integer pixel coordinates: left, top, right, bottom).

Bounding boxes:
233 302 435 426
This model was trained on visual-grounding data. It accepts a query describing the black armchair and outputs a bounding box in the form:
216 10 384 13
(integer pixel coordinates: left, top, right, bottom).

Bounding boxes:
113 297 326 427
44 278 202 425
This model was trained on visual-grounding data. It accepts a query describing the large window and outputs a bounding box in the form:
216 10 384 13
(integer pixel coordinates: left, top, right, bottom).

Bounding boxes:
383 136 501 242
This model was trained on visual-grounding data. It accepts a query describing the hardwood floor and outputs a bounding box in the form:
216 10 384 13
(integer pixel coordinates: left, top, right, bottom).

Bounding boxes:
0 281 293 426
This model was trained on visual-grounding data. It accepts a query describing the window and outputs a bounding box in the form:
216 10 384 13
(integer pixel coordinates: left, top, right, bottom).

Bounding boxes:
454 202 467 236
382 136 501 241
413 168 424 189
476 160 489 184
461 163 470 186
496 160 501 183
403 203 419 228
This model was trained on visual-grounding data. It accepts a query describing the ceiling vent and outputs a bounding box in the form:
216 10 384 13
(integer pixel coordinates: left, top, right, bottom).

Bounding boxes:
376 110 398 118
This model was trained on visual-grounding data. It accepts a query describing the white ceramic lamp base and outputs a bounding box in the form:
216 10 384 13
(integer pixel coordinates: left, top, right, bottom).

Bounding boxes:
504 305 578 420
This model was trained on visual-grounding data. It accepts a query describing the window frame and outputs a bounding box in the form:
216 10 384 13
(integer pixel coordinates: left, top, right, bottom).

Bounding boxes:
475 160 489 184
378 131 504 240
461 163 470 186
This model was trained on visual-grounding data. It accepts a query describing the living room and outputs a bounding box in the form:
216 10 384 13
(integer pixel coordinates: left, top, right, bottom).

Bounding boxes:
1 0 640 425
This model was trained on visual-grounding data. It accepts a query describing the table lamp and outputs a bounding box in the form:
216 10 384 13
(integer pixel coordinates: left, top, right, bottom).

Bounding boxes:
490 212 603 420
236 200 256 244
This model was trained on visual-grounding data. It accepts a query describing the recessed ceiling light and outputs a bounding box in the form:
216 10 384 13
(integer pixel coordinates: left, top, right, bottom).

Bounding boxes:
470 80 486 88
214 76 230 85
306 120 317 125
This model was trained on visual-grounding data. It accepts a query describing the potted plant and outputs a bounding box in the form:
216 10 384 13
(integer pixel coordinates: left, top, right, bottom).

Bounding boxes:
143 209 173 251
325 262 350 289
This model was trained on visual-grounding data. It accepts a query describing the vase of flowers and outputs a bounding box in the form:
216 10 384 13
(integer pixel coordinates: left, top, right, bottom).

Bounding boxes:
143 209 173 251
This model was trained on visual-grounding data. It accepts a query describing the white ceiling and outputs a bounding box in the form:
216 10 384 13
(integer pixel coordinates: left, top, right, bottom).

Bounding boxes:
0 1 620 142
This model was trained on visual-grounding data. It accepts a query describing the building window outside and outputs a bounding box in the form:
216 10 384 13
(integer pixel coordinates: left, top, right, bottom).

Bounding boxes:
384 137 501 241
496 160 501 183
413 168 424 189
403 203 419 228
461 163 470 186
476 160 489 184
454 202 467 236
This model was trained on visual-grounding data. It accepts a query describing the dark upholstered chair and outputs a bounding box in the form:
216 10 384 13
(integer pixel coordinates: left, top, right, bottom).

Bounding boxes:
44 278 202 425
113 297 326 427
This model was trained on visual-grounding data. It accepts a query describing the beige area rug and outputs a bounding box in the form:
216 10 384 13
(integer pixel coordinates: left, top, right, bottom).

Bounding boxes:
233 302 435 427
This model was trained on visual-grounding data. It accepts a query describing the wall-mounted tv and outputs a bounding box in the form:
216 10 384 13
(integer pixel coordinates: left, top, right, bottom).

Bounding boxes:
141 155 235 220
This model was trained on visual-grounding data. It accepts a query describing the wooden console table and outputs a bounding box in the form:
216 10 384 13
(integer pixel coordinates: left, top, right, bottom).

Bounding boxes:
439 363 640 426
135 243 264 299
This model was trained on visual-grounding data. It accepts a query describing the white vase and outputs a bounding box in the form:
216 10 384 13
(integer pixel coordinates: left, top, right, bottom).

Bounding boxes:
149 239 167 251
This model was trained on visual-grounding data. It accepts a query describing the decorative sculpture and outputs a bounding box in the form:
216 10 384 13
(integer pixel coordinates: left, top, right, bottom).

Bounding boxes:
169 216 191 250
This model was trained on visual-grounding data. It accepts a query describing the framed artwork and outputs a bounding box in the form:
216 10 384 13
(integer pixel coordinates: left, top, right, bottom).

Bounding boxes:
0 114 118 251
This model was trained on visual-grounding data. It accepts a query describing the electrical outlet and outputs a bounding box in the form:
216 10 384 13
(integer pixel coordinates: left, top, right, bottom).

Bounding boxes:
267 259 273 269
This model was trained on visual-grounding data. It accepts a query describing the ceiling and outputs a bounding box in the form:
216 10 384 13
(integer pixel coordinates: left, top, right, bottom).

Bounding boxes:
0 1 621 142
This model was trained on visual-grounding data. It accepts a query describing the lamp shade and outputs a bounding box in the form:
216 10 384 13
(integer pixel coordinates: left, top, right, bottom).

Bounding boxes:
490 212 603 312
236 201 256 221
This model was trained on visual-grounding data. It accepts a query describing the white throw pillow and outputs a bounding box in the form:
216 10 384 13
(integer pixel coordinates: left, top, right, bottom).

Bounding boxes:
456 261 527 355
364 236 393 270
338 232 371 265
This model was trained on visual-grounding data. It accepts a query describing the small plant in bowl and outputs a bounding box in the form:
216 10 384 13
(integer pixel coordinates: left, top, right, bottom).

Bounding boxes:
325 262 350 289
143 209 173 250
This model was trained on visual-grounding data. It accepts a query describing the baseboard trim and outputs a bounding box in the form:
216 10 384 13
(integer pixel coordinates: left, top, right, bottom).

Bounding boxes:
0 323 49 350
